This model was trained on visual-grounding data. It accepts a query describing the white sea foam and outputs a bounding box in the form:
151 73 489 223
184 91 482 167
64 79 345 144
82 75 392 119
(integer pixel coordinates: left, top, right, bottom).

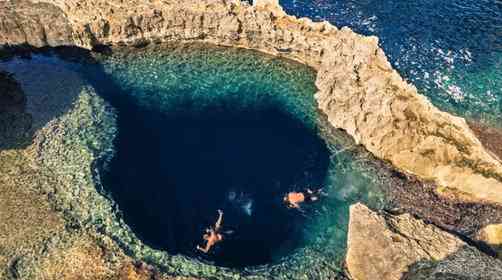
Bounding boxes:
447 85 465 102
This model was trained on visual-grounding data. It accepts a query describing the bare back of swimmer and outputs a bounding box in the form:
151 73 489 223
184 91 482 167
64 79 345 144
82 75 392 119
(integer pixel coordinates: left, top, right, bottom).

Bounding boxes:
284 188 323 209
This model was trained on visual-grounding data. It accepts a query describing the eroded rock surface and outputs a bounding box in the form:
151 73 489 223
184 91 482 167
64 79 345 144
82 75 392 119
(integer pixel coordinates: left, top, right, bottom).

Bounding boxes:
346 203 502 280
0 0 501 204
0 0 73 47
477 224 502 259
403 245 502 280
468 121 502 162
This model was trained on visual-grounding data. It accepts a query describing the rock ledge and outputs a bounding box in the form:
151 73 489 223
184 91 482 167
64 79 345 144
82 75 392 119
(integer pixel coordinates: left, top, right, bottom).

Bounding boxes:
346 203 502 280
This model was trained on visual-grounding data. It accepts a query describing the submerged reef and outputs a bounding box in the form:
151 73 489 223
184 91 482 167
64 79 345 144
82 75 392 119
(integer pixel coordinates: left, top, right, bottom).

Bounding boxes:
0 0 502 280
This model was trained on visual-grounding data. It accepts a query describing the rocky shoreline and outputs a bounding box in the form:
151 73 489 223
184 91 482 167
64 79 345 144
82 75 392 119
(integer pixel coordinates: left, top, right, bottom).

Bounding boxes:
1 0 501 204
1 0 502 279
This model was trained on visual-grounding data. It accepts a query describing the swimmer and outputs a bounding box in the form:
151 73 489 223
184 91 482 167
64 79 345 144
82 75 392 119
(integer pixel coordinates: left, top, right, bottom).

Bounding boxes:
196 210 225 253
284 188 324 209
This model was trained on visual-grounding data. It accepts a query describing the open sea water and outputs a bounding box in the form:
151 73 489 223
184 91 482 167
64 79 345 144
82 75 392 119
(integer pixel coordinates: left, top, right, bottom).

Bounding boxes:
282 0 502 126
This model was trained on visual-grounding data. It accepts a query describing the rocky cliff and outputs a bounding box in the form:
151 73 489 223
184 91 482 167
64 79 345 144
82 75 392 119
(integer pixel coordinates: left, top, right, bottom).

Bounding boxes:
346 203 502 280
1 0 501 204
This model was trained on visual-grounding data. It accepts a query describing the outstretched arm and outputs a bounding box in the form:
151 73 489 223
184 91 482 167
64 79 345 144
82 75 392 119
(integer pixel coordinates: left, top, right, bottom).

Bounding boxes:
215 210 224 231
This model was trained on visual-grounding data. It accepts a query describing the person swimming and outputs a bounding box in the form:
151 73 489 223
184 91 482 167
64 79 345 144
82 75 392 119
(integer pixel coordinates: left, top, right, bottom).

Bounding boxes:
284 188 323 209
196 209 226 253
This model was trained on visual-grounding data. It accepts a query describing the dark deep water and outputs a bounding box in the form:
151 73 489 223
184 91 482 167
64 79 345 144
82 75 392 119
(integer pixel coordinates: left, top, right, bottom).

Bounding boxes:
105 101 329 267
82 45 348 268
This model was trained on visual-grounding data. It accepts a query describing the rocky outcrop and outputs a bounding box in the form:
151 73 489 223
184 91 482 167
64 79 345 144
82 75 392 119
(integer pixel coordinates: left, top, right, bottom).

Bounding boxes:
468 121 502 162
403 245 502 280
346 203 502 280
0 0 73 48
0 0 500 204
477 224 502 259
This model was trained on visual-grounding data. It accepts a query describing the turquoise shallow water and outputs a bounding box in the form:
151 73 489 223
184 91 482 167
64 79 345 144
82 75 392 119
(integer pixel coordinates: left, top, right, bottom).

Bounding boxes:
0 44 385 277
282 0 502 126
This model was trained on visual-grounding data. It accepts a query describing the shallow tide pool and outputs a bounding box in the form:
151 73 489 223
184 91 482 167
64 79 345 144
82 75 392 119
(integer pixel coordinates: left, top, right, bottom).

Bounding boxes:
0 44 385 278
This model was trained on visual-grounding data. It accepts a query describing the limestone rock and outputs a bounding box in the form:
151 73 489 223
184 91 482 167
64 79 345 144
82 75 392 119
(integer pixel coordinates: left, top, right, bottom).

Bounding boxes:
403 245 502 280
346 203 502 280
253 0 285 16
0 0 73 48
477 224 502 259
0 0 500 204
468 121 502 162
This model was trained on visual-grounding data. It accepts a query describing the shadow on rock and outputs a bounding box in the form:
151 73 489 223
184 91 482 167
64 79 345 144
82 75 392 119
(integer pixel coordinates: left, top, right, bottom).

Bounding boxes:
0 70 32 149
402 245 502 280
468 120 502 162
0 46 101 151
346 204 502 280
